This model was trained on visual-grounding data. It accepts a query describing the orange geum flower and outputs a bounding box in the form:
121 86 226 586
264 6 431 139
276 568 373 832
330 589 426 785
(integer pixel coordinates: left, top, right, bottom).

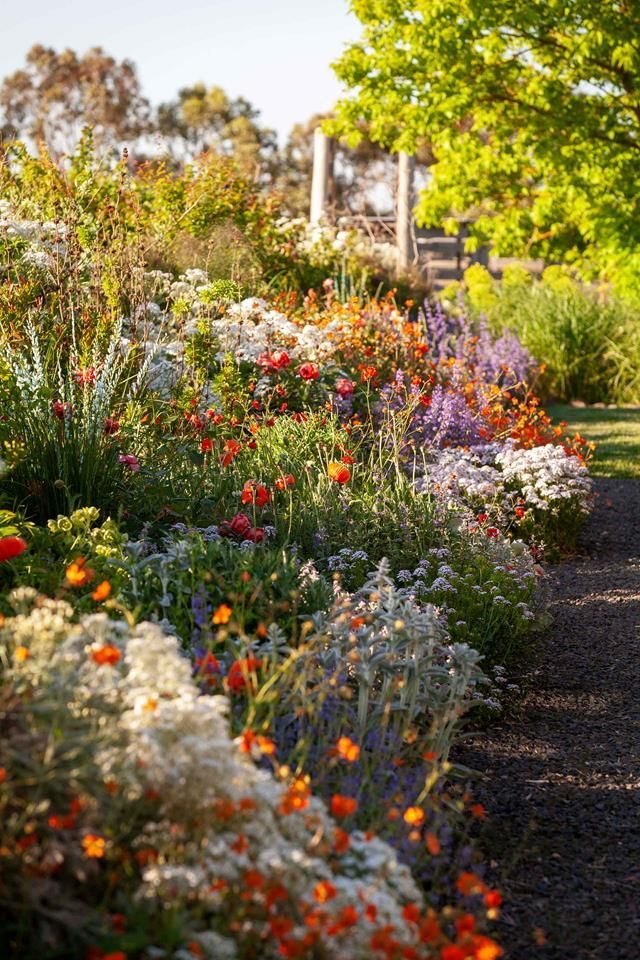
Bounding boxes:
212 603 232 625
313 880 337 903
456 871 487 897
275 473 295 491
91 580 111 602
472 936 504 960
91 644 121 667
426 832 441 856
14 645 30 662
336 736 360 762
279 777 311 815
328 461 350 484
66 557 95 587
403 806 425 826
333 827 350 853
330 794 358 818
82 834 106 858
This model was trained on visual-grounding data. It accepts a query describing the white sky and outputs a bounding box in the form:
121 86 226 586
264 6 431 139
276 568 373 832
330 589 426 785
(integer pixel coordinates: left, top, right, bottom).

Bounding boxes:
0 0 362 141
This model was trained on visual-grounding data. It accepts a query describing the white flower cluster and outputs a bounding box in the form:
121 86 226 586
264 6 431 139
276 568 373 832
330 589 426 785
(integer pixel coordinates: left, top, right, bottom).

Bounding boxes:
0 200 67 269
421 448 503 504
420 441 591 515
495 442 592 512
212 297 340 364
278 217 399 275
3 596 430 959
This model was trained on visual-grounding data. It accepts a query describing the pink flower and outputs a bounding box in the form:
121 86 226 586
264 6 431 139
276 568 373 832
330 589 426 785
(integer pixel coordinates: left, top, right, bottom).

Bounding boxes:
335 378 354 398
119 454 140 472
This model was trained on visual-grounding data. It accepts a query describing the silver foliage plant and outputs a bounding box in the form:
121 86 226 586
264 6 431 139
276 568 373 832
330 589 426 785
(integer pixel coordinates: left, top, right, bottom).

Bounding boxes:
306 559 489 762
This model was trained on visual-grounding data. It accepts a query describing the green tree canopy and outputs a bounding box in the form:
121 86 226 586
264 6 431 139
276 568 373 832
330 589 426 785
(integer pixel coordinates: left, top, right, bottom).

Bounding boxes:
0 45 150 156
156 84 278 177
331 0 640 292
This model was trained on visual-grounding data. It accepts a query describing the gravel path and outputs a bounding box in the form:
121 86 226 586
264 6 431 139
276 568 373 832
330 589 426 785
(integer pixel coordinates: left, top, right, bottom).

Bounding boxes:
458 478 640 958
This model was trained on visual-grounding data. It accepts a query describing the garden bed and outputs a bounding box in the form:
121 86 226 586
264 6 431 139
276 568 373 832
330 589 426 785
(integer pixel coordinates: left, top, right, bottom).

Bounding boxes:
0 205 596 960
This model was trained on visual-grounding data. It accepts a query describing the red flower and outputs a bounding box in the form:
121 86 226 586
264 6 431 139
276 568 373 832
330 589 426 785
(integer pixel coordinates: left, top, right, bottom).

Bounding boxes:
298 362 319 381
221 438 242 467
201 437 214 453
335 377 354 397
241 481 270 508
119 453 140 472
257 350 291 372
275 473 295 491
0 536 27 563
227 657 262 693
219 512 252 538
103 417 120 435
359 365 378 383
245 527 264 543
330 794 358 818
53 399 71 419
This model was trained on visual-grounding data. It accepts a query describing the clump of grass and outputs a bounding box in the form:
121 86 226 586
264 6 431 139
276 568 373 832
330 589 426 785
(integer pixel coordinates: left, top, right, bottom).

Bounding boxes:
451 265 640 404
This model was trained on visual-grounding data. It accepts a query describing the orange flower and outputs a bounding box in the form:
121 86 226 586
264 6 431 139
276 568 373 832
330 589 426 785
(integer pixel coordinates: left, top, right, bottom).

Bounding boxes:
221 438 242 467
336 736 360 762
333 827 350 853
313 880 337 903
91 644 121 667
0 767 6 784
241 481 270 508
456 871 486 896
66 557 95 587
91 580 111 602
275 473 295 491
470 803 487 820
212 603 233 625
330 794 358 818
426 832 441 856
472 936 503 960
279 777 311 815
484 890 503 910
403 806 425 826
14 645 30 662
240 730 276 755
328 461 350 484
82 834 106 858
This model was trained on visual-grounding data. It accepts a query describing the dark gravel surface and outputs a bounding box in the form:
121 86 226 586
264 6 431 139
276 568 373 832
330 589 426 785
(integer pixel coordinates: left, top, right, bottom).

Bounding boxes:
457 478 640 959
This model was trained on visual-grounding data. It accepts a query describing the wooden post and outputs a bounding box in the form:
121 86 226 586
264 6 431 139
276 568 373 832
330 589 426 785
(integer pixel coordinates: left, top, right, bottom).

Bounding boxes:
310 128 332 224
396 151 415 271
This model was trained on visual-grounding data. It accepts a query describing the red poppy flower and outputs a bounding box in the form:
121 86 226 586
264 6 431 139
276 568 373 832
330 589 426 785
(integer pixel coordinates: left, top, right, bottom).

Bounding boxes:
221 439 242 467
219 512 252 538
227 657 262 693
328 462 350 484
241 481 270 508
275 473 295 490
0 536 28 563
298 362 319 381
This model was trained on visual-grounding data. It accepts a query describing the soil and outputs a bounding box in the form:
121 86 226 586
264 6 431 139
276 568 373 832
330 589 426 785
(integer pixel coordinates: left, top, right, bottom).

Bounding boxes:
457 478 640 959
